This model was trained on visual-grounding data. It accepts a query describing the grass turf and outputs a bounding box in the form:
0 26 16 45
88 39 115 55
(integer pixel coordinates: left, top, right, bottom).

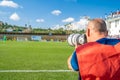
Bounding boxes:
0 41 78 80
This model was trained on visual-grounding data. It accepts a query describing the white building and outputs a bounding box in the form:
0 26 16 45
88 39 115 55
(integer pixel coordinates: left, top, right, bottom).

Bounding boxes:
65 16 90 31
105 10 120 38
51 16 90 31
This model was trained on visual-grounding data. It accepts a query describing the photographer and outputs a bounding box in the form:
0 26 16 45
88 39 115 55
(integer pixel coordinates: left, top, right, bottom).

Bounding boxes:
67 18 120 80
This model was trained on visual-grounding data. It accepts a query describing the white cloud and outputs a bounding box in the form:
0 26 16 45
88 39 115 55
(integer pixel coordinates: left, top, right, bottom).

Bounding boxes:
51 10 62 16
51 24 65 30
9 12 20 21
62 17 74 23
67 16 90 30
78 17 89 26
36 19 44 23
51 16 90 30
0 0 20 8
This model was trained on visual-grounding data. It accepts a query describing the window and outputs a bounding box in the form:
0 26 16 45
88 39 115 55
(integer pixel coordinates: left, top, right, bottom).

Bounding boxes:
115 20 119 27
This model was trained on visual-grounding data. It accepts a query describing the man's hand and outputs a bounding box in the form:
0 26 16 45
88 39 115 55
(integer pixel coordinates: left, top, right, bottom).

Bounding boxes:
67 55 73 70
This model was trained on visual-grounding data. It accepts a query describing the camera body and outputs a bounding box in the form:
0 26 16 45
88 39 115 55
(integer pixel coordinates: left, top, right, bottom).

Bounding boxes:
67 33 87 46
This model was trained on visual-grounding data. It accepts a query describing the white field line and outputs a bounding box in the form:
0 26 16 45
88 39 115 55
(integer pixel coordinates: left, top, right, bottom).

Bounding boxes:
0 70 74 73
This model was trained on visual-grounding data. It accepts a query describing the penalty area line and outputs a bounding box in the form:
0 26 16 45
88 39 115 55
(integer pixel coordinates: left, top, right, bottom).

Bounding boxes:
0 70 74 73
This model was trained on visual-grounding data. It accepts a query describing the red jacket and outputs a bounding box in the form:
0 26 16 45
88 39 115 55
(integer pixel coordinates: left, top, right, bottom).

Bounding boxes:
76 42 120 80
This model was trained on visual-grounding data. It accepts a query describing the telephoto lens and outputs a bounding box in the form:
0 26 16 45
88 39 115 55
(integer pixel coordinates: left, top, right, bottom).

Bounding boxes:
67 33 87 46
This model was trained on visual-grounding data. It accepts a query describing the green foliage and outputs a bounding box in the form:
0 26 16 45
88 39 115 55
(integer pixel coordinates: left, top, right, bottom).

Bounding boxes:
0 22 30 33
0 21 85 35
79 29 85 34
33 28 49 33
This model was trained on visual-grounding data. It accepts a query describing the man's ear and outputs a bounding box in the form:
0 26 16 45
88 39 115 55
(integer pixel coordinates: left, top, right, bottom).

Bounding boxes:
105 31 108 36
87 28 90 37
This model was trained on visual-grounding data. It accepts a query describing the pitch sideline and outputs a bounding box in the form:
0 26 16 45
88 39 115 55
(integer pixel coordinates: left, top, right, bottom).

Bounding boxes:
0 70 74 73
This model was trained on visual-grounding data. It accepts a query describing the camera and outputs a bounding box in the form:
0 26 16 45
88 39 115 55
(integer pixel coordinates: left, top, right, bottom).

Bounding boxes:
67 33 87 46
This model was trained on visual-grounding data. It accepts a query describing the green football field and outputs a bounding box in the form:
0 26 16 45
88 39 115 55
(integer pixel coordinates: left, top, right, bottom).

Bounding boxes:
0 41 78 80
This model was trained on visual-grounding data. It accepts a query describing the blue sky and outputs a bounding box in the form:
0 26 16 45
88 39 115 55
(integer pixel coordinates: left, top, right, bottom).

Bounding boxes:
0 0 120 29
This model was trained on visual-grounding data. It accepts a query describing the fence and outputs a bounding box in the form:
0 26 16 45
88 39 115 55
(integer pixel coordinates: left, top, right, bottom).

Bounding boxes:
0 33 68 41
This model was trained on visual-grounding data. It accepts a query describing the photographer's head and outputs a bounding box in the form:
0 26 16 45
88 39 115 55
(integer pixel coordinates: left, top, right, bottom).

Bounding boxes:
86 18 108 42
